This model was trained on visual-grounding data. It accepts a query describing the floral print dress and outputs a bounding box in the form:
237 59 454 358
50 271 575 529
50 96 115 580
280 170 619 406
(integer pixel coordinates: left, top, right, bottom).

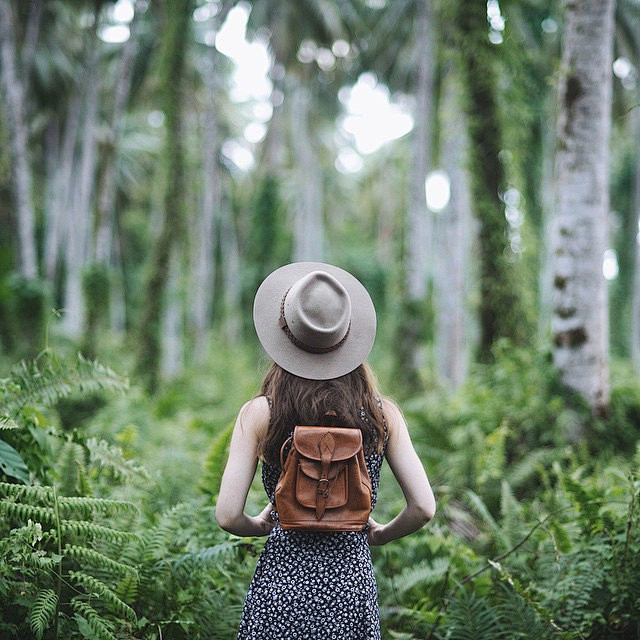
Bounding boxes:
237 406 387 640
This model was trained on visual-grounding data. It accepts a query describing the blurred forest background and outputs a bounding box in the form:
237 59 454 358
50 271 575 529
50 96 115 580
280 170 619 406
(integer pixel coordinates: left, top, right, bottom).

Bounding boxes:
2 0 640 638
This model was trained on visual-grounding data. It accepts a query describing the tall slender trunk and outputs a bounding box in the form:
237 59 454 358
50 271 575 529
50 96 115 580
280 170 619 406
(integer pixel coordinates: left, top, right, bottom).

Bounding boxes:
220 201 241 344
631 103 640 372
435 74 471 388
135 0 193 392
161 247 184 378
45 90 82 281
21 0 43 91
63 39 101 336
396 0 435 391
406 0 434 301
551 0 614 413
94 0 144 264
190 52 221 360
0 0 37 278
289 79 324 262
452 0 527 361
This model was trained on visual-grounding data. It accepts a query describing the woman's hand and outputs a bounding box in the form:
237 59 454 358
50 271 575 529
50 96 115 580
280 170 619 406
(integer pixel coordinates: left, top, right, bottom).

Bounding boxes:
366 517 386 546
253 503 276 536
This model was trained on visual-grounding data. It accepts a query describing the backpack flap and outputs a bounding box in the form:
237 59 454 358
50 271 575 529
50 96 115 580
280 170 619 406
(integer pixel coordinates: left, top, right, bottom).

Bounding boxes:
292 426 363 461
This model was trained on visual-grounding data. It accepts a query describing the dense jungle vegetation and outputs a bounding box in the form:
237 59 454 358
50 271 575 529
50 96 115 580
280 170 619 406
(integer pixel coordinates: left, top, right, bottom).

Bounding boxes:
1 0 640 638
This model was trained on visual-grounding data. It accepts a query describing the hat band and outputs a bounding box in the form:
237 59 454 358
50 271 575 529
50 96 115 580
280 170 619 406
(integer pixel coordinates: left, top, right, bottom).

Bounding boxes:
279 290 351 355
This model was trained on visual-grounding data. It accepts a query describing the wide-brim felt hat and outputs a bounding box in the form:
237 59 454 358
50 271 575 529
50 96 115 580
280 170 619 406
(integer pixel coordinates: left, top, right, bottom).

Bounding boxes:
253 262 377 380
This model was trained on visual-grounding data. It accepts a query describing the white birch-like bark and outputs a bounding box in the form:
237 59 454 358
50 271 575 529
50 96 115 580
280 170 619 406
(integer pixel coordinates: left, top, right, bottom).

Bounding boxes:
94 0 143 264
45 90 82 280
190 53 221 359
406 0 434 300
63 40 101 336
161 247 184 379
220 201 241 343
434 75 471 388
631 102 640 371
289 80 324 262
0 0 38 278
551 0 615 411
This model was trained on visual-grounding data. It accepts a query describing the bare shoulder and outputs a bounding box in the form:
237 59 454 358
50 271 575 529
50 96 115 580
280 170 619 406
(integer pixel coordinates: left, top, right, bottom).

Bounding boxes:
237 395 271 441
380 396 407 438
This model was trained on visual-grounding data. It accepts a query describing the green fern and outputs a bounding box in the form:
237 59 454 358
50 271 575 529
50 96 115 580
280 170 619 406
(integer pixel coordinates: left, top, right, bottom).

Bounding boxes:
86 436 149 481
68 571 136 621
391 557 450 596
64 544 137 576
71 600 118 640
1 481 139 637
28 588 58 639
445 587 504 640
200 420 234 499
1 351 128 421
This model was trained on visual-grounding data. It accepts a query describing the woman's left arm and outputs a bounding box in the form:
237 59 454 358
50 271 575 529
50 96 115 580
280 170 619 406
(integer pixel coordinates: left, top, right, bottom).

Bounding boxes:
215 397 275 537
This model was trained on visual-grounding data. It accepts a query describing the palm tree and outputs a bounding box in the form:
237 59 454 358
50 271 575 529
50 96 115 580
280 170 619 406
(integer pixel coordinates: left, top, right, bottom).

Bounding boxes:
551 0 615 413
448 0 531 362
135 0 193 392
0 0 38 278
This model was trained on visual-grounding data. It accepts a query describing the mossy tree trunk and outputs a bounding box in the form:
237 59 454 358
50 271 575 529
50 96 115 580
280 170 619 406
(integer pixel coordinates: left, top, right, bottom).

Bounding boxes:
135 0 193 392
551 0 614 413
450 0 529 362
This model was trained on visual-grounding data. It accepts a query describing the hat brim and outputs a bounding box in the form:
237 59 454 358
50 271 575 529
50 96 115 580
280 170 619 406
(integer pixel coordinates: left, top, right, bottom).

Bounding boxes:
253 262 376 380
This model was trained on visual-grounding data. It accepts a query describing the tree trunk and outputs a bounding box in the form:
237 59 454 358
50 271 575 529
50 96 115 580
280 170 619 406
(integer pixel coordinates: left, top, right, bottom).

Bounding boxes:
94 0 144 264
406 0 434 301
135 0 193 392
551 0 614 412
452 0 528 361
190 51 221 361
21 0 43 90
396 0 435 391
0 0 38 278
63 38 101 337
220 201 242 344
161 247 184 379
631 102 640 372
289 79 324 262
434 73 471 388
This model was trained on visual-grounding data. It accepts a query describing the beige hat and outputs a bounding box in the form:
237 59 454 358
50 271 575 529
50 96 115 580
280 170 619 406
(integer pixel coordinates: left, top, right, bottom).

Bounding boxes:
253 262 377 380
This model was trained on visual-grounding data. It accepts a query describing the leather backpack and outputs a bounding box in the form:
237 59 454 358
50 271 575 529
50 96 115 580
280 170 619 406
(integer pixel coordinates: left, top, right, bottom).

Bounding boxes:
275 425 372 532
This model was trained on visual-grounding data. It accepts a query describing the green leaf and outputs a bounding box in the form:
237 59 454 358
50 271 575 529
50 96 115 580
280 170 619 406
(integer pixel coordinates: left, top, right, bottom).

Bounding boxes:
0 438 30 483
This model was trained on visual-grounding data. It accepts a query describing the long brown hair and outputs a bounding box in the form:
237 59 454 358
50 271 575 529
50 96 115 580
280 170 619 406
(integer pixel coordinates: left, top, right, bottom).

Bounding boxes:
258 362 386 465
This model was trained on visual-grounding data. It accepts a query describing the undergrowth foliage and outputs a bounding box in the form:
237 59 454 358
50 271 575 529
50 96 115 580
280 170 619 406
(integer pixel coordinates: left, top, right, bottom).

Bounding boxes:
0 481 139 639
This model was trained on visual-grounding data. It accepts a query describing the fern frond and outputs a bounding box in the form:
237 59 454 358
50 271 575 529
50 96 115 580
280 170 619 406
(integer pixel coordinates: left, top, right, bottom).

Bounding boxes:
57 496 139 518
200 420 234 498
71 600 117 640
114 571 139 603
28 588 58 639
0 499 57 524
0 414 19 429
64 544 138 576
60 519 140 543
1 352 128 419
173 541 240 570
0 481 55 501
68 571 136 621
392 557 450 596
56 441 87 497
86 437 149 481
445 588 504 640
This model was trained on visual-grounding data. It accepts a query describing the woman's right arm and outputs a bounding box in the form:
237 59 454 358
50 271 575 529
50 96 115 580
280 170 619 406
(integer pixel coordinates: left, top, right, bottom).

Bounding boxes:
367 398 435 546
215 397 274 537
